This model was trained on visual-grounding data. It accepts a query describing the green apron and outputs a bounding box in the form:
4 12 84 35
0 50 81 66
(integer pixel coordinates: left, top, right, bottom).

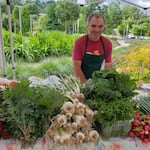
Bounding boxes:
81 36 106 79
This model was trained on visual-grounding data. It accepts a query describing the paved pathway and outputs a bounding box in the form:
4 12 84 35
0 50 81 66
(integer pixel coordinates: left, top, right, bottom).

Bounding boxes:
114 39 130 49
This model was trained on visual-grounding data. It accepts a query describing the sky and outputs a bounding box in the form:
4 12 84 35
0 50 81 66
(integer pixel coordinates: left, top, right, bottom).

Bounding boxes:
54 0 150 15
76 0 150 15
118 0 150 9
108 0 150 15
76 0 150 8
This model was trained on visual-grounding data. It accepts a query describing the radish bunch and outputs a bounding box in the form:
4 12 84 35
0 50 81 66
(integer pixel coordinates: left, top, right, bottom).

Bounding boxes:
128 112 150 144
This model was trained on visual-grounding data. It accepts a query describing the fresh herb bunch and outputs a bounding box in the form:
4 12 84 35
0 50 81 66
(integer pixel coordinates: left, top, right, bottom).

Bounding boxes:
81 69 138 128
81 69 137 102
87 99 135 125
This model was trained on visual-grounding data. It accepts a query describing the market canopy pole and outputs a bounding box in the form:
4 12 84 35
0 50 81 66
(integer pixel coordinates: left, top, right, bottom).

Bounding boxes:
0 1 6 77
6 0 15 79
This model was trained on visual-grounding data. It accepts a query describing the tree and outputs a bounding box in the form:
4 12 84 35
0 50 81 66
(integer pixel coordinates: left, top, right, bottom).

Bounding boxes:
11 0 23 5
118 4 150 37
131 24 139 36
106 0 122 34
55 1 80 33
12 6 30 35
11 6 20 33
22 7 30 34
132 22 150 36
43 2 63 31
122 5 139 20
24 3 40 15
117 18 133 37
78 12 86 33
1 14 9 31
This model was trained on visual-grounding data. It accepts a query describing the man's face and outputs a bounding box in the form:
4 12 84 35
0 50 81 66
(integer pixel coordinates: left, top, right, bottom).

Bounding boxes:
87 16 105 41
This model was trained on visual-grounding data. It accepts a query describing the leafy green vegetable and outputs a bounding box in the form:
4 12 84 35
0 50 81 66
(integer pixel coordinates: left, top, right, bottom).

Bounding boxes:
81 69 138 129
82 69 137 101
0 78 67 147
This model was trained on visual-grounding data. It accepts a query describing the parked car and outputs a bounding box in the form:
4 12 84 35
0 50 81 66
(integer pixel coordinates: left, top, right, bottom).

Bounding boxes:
128 34 137 39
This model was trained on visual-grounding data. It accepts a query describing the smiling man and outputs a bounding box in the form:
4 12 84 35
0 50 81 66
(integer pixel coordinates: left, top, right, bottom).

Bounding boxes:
72 12 112 83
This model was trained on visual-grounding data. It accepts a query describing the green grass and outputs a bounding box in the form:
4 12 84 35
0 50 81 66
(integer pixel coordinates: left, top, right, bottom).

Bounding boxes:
113 46 130 58
2 56 72 80
1 39 149 80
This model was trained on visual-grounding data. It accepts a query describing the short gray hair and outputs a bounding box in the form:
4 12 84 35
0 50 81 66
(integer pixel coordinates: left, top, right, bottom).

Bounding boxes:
87 12 105 26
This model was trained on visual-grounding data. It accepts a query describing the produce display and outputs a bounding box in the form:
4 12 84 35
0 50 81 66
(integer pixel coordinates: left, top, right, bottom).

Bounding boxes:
0 69 149 150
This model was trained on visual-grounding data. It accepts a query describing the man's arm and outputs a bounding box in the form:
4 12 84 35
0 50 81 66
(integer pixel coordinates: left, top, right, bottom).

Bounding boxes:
105 62 112 69
73 60 87 83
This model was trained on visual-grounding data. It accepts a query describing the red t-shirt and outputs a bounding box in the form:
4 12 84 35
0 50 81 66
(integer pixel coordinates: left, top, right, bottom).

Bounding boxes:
72 34 112 63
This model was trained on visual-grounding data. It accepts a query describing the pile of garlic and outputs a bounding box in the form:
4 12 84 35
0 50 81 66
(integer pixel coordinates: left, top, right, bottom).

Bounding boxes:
44 98 99 147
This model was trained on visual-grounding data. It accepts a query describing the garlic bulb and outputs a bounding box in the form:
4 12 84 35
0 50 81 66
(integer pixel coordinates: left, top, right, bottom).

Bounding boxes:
75 102 85 115
61 101 74 113
76 132 85 144
89 130 99 142
75 115 86 127
57 115 67 126
54 134 61 144
60 134 71 145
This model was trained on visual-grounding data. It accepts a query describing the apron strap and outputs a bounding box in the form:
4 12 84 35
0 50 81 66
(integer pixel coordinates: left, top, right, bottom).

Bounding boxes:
100 36 106 58
84 35 89 55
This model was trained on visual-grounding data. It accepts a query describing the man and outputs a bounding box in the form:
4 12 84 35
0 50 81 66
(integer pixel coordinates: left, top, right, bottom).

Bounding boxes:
72 12 112 83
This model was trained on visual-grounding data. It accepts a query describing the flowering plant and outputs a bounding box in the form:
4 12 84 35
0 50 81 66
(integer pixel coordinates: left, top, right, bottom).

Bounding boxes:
115 45 150 83
128 112 150 144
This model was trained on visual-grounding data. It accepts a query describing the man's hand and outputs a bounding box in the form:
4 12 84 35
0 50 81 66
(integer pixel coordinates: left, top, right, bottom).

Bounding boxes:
69 92 85 102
